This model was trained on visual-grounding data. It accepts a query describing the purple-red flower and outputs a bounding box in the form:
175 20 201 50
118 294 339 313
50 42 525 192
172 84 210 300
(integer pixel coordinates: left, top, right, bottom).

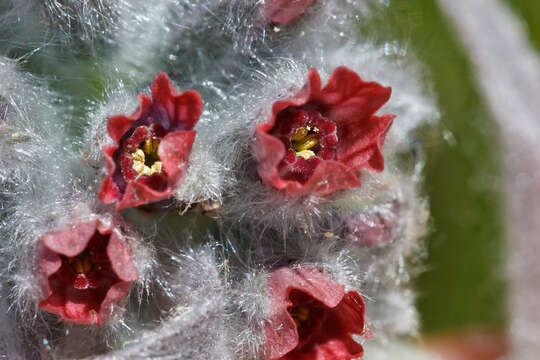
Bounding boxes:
254 67 394 196
261 0 316 24
345 203 399 246
38 219 138 326
98 73 202 210
265 267 366 360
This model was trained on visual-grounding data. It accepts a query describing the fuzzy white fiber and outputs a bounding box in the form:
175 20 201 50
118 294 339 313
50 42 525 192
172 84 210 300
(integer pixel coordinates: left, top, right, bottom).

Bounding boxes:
0 0 437 359
363 341 441 360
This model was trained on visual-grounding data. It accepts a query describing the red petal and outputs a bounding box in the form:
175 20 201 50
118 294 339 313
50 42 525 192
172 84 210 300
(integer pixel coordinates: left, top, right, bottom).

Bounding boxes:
317 66 392 124
270 68 322 119
98 145 122 204
173 90 203 131
307 291 365 360
158 130 196 181
337 114 394 172
262 0 316 24
38 246 62 278
151 73 176 125
116 178 171 211
305 337 364 360
107 115 135 144
63 290 99 325
151 73 202 131
106 95 152 143
254 124 288 190
331 291 366 335
97 281 132 326
271 267 345 308
298 160 362 195
42 220 98 257
107 232 138 282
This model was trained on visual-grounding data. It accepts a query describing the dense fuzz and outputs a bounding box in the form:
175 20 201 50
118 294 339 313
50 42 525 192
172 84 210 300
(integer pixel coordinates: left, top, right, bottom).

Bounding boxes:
0 0 437 359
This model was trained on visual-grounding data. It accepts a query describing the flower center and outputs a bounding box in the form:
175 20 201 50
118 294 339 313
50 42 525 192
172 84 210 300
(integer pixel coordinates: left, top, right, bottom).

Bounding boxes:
289 304 310 327
290 126 320 159
68 251 93 274
131 138 162 176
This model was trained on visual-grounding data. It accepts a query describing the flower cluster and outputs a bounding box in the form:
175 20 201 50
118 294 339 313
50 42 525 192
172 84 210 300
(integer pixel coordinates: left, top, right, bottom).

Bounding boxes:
36 73 205 326
0 1 437 359
35 67 392 346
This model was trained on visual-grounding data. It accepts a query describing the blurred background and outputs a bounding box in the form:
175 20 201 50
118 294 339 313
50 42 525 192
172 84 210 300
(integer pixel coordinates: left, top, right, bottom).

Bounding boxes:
367 0 540 358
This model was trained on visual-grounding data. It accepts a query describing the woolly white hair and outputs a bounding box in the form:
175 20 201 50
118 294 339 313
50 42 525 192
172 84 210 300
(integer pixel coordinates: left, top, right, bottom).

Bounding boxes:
363 341 441 360
0 0 438 358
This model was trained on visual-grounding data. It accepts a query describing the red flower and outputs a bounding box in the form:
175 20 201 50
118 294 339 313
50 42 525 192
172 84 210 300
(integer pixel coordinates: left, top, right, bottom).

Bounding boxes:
265 267 366 360
254 67 394 196
98 73 202 210
38 219 138 326
261 0 316 24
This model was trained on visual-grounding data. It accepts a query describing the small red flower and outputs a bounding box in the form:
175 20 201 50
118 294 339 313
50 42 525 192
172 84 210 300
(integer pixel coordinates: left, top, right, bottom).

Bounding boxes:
254 67 394 196
98 73 202 210
265 267 366 360
345 203 399 246
261 0 316 24
38 219 138 326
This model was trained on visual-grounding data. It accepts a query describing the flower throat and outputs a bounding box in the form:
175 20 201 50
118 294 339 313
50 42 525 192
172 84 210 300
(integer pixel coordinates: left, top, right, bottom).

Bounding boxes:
132 138 162 176
290 126 320 159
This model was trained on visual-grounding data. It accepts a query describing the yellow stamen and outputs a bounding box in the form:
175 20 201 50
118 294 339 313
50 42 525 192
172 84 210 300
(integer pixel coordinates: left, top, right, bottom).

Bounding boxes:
143 138 160 155
293 133 319 151
295 150 316 160
150 161 162 174
290 305 310 324
71 254 93 274
290 127 320 160
291 127 310 142
132 149 145 162
131 148 162 176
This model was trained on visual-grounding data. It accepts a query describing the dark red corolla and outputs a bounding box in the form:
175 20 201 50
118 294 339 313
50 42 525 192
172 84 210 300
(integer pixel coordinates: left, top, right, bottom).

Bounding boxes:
265 267 367 360
99 73 202 210
261 0 316 24
38 219 138 326
254 66 394 196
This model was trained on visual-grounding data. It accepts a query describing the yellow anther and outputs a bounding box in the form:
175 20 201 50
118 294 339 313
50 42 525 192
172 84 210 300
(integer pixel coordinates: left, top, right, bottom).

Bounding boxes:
291 127 310 142
143 138 159 155
290 305 310 324
131 140 162 176
293 133 319 152
132 159 162 176
150 161 162 174
72 255 92 274
132 160 145 174
295 150 316 160
132 149 145 162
